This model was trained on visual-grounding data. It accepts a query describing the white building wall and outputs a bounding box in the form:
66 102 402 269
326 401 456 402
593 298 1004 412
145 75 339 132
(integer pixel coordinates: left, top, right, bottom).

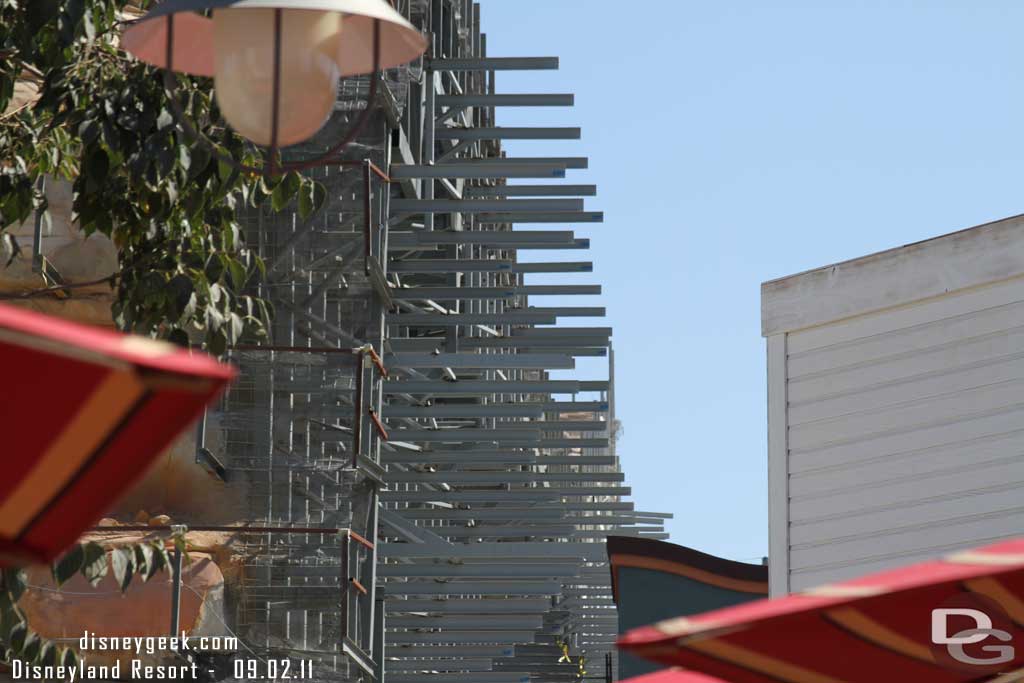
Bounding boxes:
763 214 1024 595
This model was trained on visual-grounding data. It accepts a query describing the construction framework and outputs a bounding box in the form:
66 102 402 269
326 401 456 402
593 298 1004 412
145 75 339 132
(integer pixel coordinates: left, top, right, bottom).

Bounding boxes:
201 1 672 681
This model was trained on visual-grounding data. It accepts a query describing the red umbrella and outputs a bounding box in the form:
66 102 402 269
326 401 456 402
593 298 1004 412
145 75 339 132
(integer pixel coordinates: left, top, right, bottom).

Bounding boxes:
620 668 729 683
619 538 1024 683
0 303 235 566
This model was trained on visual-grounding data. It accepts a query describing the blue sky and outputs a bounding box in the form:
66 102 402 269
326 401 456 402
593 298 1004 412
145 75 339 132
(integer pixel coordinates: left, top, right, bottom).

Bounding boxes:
482 1 1024 562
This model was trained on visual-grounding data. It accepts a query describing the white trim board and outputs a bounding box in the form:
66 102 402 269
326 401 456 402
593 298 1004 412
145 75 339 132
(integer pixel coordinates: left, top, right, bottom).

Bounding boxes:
762 213 1024 337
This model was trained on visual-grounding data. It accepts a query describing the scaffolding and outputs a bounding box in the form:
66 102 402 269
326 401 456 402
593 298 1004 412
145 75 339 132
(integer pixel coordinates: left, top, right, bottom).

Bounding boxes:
201 1 672 681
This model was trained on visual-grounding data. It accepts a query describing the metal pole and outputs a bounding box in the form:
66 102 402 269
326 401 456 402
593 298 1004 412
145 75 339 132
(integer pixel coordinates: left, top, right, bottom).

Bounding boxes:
363 160 372 275
353 354 365 468
169 543 183 638
340 532 350 643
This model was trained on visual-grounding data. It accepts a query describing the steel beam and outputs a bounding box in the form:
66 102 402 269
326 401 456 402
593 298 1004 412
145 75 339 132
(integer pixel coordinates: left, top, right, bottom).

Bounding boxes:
385 603 552 620
385 353 575 369
391 198 582 213
390 230 577 245
389 164 566 179
436 127 581 141
428 57 559 71
381 488 631 502
437 94 573 107
466 185 596 198
384 471 624 484
383 380 608 394
382 405 546 419
387 615 545 630
388 312 556 325
453 157 588 169
476 211 603 223
379 565 580 579
385 428 541 442
383 581 562 596
380 543 608 560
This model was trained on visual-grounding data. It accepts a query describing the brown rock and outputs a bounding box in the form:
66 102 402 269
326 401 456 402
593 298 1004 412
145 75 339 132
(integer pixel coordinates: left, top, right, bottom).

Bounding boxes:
149 515 171 526
134 510 151 524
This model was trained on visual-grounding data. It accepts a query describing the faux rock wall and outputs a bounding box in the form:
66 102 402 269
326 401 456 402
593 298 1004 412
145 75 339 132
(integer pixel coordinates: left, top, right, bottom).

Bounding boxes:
0 178 118 326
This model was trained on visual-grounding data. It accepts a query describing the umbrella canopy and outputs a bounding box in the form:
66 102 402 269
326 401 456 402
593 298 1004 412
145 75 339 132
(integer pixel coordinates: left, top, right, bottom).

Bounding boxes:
619 537 1024 683
0 303 235 566
620 668 729 683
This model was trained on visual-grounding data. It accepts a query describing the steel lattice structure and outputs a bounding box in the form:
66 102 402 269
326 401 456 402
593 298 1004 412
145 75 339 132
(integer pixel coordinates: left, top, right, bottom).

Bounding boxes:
206 1 671 681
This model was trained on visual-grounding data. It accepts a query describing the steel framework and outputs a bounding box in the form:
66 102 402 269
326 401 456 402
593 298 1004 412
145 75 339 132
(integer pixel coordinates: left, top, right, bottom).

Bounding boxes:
201 1 671 681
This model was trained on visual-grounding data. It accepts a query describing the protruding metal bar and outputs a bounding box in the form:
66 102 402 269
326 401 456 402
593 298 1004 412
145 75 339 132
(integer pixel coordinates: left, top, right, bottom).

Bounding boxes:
389 164 566 179
386 353 575 369
476 211 603 223
390 230 576 245
428 57 559 71
384 380 607 394
383 404 546 418
387 312 556 325
466 185 596 197
391 198 582 213
436 127 580 140
454 156 588 168
437 94 573 107
389 260 592 274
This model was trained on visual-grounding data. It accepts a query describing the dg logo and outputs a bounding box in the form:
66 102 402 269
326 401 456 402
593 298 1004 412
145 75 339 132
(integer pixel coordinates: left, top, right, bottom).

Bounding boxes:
930 593 1018 672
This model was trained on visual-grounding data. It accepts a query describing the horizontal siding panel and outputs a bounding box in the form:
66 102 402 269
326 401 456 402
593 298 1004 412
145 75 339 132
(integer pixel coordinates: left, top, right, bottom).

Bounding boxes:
789 541 993 592
789 379 1024 451
789 431 1024 497
787 276 1024 355
789 327 1024 408
790 510 1024 576
790 404 1024 473
791 466 1024 539
788 299 1024 378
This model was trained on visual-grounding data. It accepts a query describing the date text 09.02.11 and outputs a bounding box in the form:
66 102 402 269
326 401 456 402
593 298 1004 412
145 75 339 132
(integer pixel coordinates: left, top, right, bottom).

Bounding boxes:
233 659 313 680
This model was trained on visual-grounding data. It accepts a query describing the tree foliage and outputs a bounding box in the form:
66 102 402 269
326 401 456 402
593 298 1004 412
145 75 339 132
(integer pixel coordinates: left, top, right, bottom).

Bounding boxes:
0 0 325 353
0 536 185 669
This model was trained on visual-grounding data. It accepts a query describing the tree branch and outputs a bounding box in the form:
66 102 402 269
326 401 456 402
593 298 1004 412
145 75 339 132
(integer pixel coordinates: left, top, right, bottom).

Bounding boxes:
0 272 120 300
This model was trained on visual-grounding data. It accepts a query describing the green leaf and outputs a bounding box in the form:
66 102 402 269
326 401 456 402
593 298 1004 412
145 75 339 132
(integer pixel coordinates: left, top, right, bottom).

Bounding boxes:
2 569 27 602
187 144 211 182
84 148 109 190
111 548 134 592
78 118 100 146
146 543 167 581
178 144 192 172
312 181 327 216
61 646 79 669
271 171 301 212
52 544 85 587
26 0 60 33
134 544 153 582
8 622 27 655
156 108 174 131
38 640 57 667
228 260 247 291
81 543 108 587
1 234 21 268
21 630 40 662
298 181 315 220
82 6 95 41
227 312 244 344
207 329 227 356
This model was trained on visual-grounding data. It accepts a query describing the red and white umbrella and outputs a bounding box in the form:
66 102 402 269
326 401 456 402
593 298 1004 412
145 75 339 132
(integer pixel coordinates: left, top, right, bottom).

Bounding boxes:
0 303 234 566
619 538 1024 683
